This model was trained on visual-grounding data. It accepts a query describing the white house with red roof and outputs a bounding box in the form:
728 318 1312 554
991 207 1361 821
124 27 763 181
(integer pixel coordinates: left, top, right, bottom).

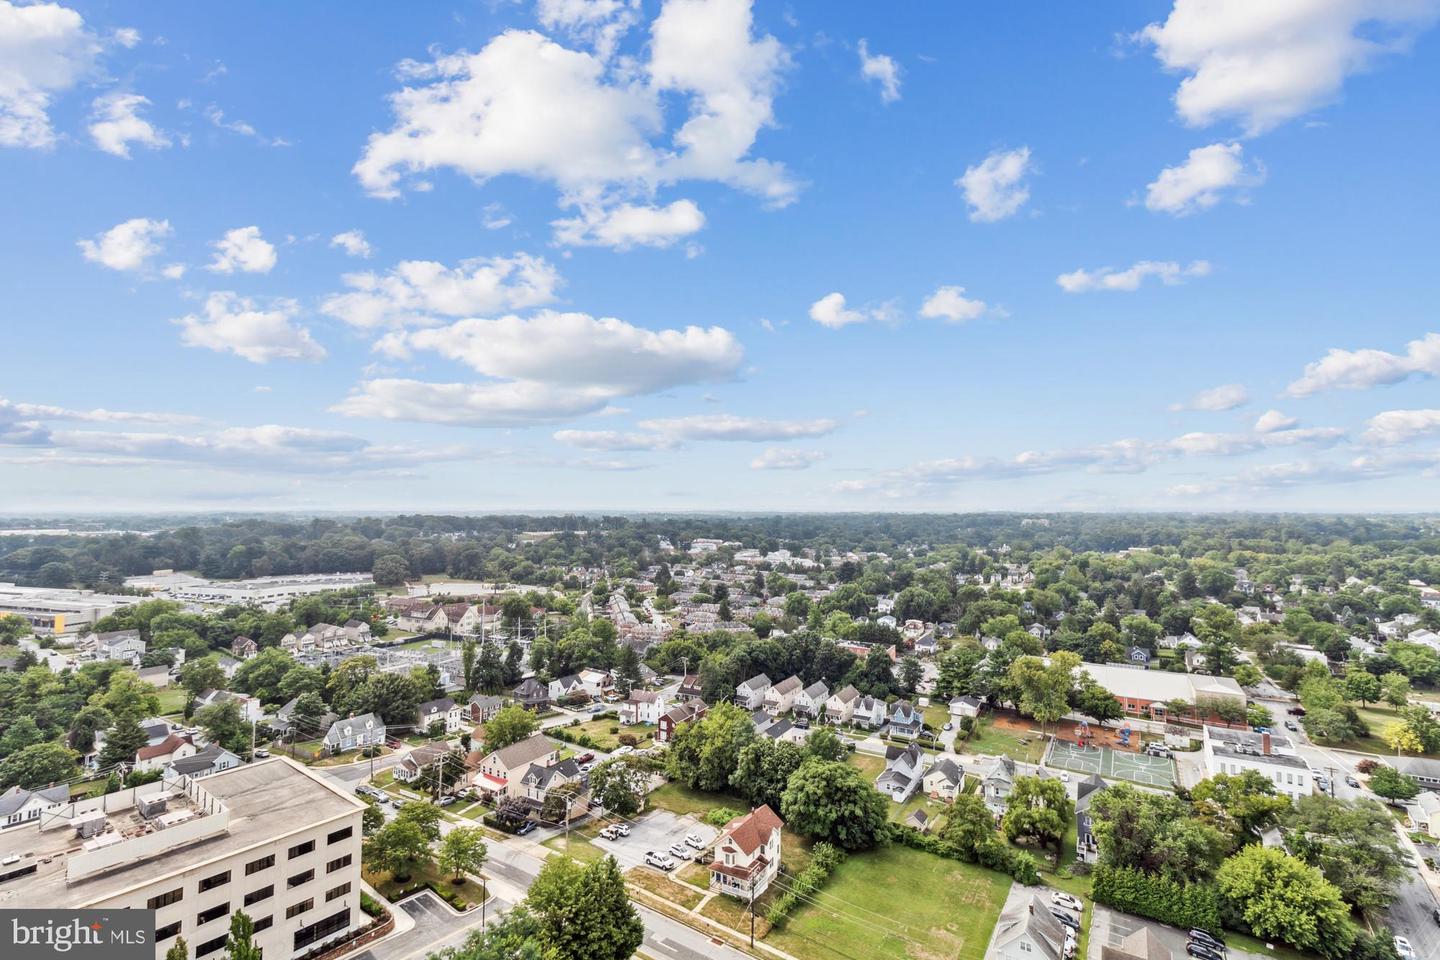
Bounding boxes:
134 733 196 773
710 804 783 899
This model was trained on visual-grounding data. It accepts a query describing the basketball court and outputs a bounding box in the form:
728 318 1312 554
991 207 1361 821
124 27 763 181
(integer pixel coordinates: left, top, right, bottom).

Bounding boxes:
1045 739 1175 787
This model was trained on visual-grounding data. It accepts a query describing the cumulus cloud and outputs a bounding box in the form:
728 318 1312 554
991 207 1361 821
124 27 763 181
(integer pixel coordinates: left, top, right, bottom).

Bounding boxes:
354 0 796 217
919 285 988 324
332 379 615 427
206 226 277 274
536 0 640 61
1254 409 1299 433
1170 383 1249 412
808 292 868 329
1145 142 1264 215
751 447 825 470
77 217 171 272
88 92 171 158
956 147 1033 222
320 253 561 329
552 429 680 451
175 292 326 364
1361 408 1440 445
552 198 705 249
857 39 900 103
1286 332 1440 396
1138 0 1440 135
1057 259 1211 293
0 0 102 149
330 230 372 258
636 414 837 441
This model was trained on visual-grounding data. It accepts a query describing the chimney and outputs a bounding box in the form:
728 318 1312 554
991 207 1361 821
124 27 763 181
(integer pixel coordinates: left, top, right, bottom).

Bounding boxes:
1261 732 1271 755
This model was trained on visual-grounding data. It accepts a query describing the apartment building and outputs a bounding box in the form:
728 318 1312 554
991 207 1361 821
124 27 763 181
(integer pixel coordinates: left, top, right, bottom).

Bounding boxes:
0 758 367 960
1201 725 1312 801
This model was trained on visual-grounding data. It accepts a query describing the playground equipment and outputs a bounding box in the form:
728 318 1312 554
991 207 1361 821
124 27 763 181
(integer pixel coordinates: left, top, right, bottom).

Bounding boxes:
1117 724 1132 747
1075 720 1092 746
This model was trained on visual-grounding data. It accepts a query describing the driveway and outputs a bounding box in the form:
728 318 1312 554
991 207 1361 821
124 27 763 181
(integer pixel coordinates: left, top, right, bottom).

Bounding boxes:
1091 906 1275 960
596 809 718 872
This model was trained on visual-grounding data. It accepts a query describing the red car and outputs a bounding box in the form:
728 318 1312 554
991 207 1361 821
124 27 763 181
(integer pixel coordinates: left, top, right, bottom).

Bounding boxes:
576 752 595 764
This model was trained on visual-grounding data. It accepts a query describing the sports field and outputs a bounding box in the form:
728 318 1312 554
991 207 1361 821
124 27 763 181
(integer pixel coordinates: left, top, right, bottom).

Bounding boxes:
1045 739 1175 787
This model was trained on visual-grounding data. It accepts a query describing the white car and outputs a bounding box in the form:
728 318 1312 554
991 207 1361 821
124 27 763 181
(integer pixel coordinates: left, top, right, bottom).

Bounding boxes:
613 745 634 756
684 833 705 849
668 843 693 860
1051 892 1083 912
1394 936 1414 960
599 826 621 840
645 851 676 871
614 823 631 837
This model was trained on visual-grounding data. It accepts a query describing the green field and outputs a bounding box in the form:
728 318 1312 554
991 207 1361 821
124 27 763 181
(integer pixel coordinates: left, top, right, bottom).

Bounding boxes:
963 716 1046 763
766 844 1011 960
647 782 748 819
154 687 189 715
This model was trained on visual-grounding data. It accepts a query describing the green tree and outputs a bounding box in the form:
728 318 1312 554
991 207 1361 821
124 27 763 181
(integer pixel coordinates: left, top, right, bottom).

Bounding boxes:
363 818 431 882
98 714 148 767
589 755 652 815
0 716 45 754
361 797 385 835
1072 673 1122 723
898 655 923 693
1190 770 1291 844
731 738 806 811
395 799 444 841
372 554 411 586
1368 764 1420 800
196 700 251 755
1342 671 1381 706
804 725 848 762
1002 775 1073 863
779 758 889 851
484 705 539 751
0 741 79 790
164 937 189 960
1009 652 1078 736
664 701 755 793
223 910 262 960
1285 794 1406 911
526 856 644 960
179 656 228 700
437 826 488 882
1232 663 1264 687
938 792 995 858
1380 672 1411 708
1089 783 1228 882
1215 845 1354 956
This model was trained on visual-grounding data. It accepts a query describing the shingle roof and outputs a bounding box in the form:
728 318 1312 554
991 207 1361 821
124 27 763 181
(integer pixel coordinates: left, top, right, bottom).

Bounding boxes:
491 733 554 771
719 804 783 856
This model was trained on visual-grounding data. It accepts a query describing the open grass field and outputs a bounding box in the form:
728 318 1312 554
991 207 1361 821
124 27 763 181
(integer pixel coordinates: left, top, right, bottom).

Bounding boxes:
543 834 607 865
558 717 655 751
847 751 886 779
154 687 189 715
765 844 1012 960
647 782 747 819
963 715 1046 763
625 866 705 910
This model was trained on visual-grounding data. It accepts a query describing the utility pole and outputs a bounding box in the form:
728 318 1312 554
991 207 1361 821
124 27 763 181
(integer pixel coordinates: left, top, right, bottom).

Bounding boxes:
749 879 756 948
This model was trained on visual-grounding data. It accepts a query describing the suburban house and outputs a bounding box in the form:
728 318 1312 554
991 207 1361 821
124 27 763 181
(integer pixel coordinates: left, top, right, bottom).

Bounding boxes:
518 758 589 819
396 742 452 785
1201 726 1311 800
323 713 387 755
991 895 1069 960
192 688 264 723
736 674 772 710
1394 756 1440 791
549 674 588 703
764 675 803 715
512 677 550 711
851 695 887 730
416 697 465 734
886 700 924 739
1075 773 1109 863
620 689 666 725
578 668 614 698
134 733 196 773
657 701 707 744
948 695 983 721
824 685 861 724
922 757 964 802
980 755 1017 815
231 636 259 659
165 743 242 780
468 694 505 724
1102 928 1172 960
472 733 560 800
271 697 336 741
793 680 830 719
1407 791 1440 838
875 743 926 802
83 629 146 665
677 674 705 701
710 804 784 900
0 784 69 830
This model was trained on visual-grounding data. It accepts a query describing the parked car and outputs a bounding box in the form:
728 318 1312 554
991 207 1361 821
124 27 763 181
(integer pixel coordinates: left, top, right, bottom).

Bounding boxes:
1188 930 1224 949
1187 944 1223 960
1284 720 1298 731
668 843 693 860
253 749 270 758
685 833 705 849
575 752 596 764
1315 775 1330 792
1051 892 1083 912
1346 775 1361 788
515 821 537 836
613 745 634 755
943 722 954 731
1432 906 1440 926
1288 706 1306 716
1394 936 1415 960
437 795 457 806
1050 910 1080 931
614 823 631 837
599 826 621 840
645 851 676 871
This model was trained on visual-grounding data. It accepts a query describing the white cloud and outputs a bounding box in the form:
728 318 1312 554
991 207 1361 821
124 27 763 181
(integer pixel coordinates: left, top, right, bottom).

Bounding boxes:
857 39 900 103
751 447 825 470
206 226 277 274
330 230 373 258
87 92 171 158
1170 382 1249 412
482 203 512 230
112 26 139 48
0 0 101 149
77 217 171 271
202 104 287 147
636 414 837 441
321 253 561 329
809 292 874 329
956 147 1033 222
553 429 680 451
161 263 185 280
354 1 796 210
1166 425 1345 457
536 0 640 61
1138 0 1440 135
1057 259 1211 293
1286 332 1440 396
919 285 988 324
1145 141 1264 215
332 379 616 427
175 292 326 364
552 198 705 249
1254 409 1298 433
1361 408 1440 445
1 396 197 427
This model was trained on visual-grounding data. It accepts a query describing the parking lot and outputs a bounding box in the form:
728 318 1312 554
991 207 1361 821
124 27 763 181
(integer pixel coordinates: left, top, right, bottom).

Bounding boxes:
591 808 719 872
1046 740 1175 787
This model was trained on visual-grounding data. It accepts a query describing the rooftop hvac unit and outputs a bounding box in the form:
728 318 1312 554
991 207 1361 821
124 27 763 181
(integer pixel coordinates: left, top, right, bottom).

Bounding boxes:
137 795 169 819
73 814 107 839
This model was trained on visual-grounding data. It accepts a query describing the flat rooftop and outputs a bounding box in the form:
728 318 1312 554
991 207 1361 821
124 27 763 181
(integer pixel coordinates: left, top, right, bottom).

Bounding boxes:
0 758 362 908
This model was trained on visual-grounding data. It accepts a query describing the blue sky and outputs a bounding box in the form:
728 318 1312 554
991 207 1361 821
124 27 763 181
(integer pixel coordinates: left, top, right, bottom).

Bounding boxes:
3 0 1439 513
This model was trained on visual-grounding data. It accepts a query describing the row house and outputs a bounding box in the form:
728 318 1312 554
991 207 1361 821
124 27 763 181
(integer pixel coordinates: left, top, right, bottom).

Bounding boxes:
657 701 707 744
763 675 803 716
793 681 829 719
823 685 861 724
736 673 771 710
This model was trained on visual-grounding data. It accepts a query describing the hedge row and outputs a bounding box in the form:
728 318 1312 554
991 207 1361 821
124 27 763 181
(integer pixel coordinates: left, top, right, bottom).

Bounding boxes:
766 842 845 926
1091 864 1220 934
889 824 1041 886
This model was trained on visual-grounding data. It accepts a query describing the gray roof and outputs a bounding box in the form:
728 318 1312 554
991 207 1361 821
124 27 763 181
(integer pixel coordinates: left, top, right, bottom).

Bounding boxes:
993 896 1067 960
325 713 383 741
167 744 240 776
739 673 771 692
0 784 68 818
490 733 555 771
802 680 829 700
925 757 964 786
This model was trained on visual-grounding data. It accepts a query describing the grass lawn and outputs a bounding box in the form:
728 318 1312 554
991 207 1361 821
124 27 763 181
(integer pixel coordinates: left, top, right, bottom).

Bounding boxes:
963 716 1046 763
847 752 886 779
1224 930 1320 960
155 687 189 715
677 862 710 887
765 844 1012 960
543 834 607 865
923 703 951 731
889 792 945 826
362 862 487 908
625 867 705 910
557 718 658 751
647 782 747 820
